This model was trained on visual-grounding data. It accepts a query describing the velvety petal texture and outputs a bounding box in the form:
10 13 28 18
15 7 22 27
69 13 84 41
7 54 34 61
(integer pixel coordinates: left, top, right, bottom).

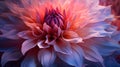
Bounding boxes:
53 39 72 54
58 45 84 67
38 49 56 67
92 38 120 56
21 39 37 55
0 0 120 67
77 22 116 39
82 45 103 63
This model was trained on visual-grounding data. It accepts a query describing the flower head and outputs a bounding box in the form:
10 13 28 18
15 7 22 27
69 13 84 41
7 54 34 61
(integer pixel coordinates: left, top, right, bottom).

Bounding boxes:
0 0 120 67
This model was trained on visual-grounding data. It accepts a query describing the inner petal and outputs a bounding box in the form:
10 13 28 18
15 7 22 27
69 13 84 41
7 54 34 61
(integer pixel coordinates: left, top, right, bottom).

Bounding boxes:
44 9 64 27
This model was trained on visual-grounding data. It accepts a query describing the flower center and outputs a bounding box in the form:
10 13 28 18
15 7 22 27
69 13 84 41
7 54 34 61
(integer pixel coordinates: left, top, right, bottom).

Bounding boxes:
44 9 64 27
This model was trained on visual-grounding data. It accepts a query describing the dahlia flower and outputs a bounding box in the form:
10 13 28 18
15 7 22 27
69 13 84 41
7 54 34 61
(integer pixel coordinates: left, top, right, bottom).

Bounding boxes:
0 0 120 67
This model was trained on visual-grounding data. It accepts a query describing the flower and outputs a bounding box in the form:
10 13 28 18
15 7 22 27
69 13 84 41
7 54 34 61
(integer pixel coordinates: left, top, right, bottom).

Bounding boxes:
0 0 120 67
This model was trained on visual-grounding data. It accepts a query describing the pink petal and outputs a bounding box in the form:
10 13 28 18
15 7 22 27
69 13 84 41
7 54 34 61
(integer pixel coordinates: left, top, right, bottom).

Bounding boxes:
21 39 37 55
37 41 49 48
43 23 52 33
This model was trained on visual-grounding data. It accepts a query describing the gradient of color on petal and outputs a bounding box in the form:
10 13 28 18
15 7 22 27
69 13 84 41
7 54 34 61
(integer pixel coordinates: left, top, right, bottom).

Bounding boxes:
0 0 120 67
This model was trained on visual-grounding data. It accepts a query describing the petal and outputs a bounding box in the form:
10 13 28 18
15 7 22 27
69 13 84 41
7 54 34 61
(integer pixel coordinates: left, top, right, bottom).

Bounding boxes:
91 38 120 56
43 23 52 33
0 24 19 39
82 45 103 64
0 29 19 39
57 45 84 67
77 22 116 39
1 48 22 67
90 6 113 22
38 49 56 67
37 41 49 48
17 31 34 39
63 30 83 43
86 0 99 8
21 55 37 67
111 31 120 41
21 39 37 55
53 38 72 54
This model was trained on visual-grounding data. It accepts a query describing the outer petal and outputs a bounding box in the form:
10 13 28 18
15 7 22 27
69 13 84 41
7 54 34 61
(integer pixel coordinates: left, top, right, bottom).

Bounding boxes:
57 45 84 67
77 22 116 39
38 49 56 67
63 30 83 43
21 39 37 55
1 48 22 67
21 55 37 67
88 5 113 23
53 38 72 54
17 31 34 39
82 45 103 64
90 38 120 56
86 0 99 8
0 24 19 39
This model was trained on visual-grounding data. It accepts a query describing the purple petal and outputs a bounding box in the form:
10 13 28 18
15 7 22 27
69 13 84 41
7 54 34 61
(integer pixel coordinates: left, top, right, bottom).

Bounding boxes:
21 39 37 55
53 38 72 54
1 48 22 67
17 31 34 39
57 45 84 67
21 55 36 67
38 49 56 67
0 24 20 39
91 38 120 56
82 45 103 64
77 22 116 39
